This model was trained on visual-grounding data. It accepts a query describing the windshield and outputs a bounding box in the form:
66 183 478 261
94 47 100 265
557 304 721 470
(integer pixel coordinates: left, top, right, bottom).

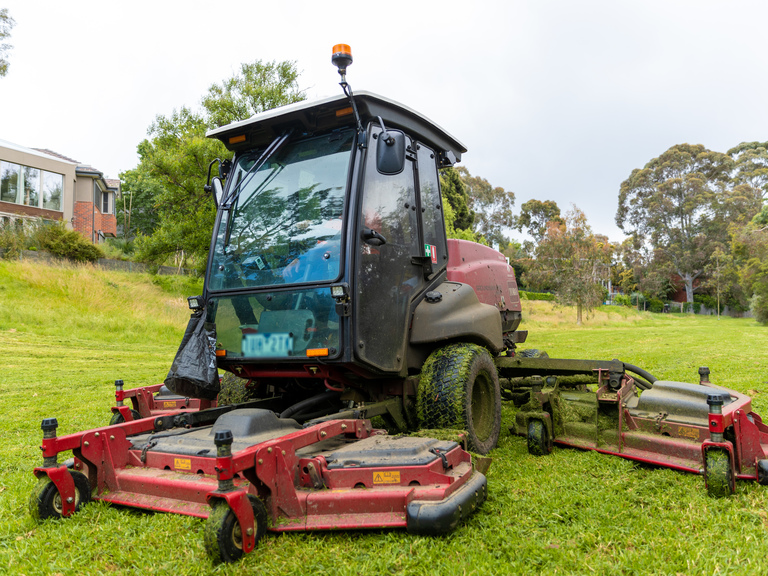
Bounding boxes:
208 129 355 291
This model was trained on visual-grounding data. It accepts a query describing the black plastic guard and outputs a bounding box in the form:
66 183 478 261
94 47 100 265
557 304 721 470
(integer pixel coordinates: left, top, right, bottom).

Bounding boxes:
406 470 487 535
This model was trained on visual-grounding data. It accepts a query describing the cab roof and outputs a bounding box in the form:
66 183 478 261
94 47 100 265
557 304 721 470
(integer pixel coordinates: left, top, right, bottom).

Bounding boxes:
206 90 466 162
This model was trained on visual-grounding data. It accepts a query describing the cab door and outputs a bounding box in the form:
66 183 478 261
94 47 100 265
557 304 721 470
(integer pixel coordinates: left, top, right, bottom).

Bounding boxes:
354 126 424 373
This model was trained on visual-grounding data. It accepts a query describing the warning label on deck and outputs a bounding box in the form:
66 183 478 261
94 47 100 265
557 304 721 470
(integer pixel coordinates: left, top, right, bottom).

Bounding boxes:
373 471 400 485
174 458 191 471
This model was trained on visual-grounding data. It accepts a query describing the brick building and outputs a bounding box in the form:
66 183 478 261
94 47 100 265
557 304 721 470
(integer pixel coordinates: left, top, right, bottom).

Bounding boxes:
0 139 119 243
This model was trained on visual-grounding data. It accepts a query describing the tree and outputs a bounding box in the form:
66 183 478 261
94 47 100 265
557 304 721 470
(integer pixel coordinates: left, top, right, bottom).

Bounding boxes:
0 8 14 77
457 167 516 248
439 167 474 232
616 144 733 303
702 246 737 318
728 141 768 200
126 60 306 273
515 199 563 254
526 207 609 324
202 60 305 127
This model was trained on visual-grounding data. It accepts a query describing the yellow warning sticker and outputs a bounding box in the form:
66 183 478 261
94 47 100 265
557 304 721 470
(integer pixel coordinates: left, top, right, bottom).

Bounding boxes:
373 471 400 485
164 401 178 408
678 426 700 440
174 458 191 471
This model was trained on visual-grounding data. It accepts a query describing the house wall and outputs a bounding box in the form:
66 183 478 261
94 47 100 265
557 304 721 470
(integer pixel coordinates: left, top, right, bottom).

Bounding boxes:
0 143 76 225
73 176 117 242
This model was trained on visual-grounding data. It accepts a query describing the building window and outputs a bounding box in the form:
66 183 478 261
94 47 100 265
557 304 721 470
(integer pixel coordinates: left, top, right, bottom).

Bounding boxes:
102 191 109 214
23 166 40 207
1 161 20 203
41 171 63 211
0 161 63 211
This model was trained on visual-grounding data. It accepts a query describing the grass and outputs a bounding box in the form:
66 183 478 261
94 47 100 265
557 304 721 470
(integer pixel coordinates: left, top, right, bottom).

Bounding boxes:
3 261 768 574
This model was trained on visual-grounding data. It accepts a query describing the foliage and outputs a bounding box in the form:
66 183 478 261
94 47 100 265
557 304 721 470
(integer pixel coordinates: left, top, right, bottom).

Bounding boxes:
647 298 664 313
124 60 306 274
519 291 556 301
515 198 563 254
612 293 632 306
0 219 25 258
616 144 736 302
728 141 768 200
202 60 306 128
30 221 104 262
457 167 515 248
0 8 14 77
439 167 474 232
525 207 611 324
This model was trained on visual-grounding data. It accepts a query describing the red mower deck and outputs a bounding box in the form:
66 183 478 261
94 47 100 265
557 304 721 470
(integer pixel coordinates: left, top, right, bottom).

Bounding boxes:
31 406 486 563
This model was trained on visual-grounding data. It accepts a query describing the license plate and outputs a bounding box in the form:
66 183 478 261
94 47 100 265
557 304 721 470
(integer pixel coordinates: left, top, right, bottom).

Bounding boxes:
242 333 293 357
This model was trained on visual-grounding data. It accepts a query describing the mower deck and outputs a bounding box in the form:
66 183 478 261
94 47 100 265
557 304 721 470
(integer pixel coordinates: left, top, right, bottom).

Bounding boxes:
32 406 486 562
514 368 768 494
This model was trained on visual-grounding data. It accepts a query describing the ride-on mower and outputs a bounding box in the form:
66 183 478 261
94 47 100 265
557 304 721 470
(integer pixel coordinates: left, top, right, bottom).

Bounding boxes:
29 45 768 563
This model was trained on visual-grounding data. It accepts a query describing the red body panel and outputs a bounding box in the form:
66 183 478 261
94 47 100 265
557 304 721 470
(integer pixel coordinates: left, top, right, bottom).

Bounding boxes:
446 239 521 314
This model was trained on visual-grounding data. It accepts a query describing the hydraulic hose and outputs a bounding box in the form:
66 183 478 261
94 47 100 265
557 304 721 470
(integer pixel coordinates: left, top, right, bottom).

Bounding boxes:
623 363 658 391
280 390 342 420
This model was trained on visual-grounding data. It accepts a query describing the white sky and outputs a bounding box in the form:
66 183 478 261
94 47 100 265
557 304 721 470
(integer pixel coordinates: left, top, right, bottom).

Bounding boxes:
2 0 767 242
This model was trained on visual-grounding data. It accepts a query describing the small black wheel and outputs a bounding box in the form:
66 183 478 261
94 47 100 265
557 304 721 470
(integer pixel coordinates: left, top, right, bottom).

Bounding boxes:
109 409 141 425
204 495 268 564
29 470 91 521
417 343 501 455
705 449 734 497
527 419 552 456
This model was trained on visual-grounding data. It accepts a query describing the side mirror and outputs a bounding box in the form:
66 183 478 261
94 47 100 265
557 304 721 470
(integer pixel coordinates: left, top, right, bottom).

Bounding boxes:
376 130 406 175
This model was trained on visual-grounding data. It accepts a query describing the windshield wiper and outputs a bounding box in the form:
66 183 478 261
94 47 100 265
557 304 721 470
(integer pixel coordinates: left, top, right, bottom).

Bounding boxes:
222 130 293 249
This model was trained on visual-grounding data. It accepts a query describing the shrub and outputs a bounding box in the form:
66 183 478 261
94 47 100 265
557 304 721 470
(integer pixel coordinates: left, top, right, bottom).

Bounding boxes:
682 302 702 314
613 294 632 306
0 222 26 259
520 291 556 301
648 298 664 313
30 222 104 263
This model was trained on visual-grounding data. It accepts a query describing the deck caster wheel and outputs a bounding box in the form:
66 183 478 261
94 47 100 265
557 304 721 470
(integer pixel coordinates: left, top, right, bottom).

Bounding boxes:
109 409 141 425
705 449 734 497
204 495 267 564
527 419 552 456
29 470 91 520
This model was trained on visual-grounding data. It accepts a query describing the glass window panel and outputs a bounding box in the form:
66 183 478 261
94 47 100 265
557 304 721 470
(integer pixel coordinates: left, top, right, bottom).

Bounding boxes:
23 166 40 207
42 171 63 211
1 161 20 203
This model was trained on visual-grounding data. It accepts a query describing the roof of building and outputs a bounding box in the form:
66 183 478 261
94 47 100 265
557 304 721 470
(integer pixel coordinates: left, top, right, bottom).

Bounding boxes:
0 139 78 165
32 148 80 164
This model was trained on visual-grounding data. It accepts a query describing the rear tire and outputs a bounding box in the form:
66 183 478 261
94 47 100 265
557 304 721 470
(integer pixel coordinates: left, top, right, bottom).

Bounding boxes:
417 343 501 454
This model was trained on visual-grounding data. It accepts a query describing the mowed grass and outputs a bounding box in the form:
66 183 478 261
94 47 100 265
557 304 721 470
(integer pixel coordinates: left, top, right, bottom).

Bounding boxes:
3 261 768 575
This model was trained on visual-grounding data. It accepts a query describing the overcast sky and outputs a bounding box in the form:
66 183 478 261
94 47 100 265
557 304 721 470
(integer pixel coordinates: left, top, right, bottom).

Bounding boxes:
2 1 767 242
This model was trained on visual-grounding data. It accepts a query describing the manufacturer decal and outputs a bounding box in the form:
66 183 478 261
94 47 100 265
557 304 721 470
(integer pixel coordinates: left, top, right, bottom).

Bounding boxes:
373 471 400 485
163 401 178 409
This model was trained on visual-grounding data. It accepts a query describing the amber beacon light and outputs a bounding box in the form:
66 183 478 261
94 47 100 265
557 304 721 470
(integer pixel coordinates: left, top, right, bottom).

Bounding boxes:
332 44 353 78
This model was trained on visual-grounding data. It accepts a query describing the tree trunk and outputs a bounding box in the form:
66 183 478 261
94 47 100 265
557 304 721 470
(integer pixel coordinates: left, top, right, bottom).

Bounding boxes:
576 303 583 325
684 274 694 304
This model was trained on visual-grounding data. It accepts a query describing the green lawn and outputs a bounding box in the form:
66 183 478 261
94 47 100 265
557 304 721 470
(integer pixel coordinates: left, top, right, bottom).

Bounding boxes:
2 260 768 575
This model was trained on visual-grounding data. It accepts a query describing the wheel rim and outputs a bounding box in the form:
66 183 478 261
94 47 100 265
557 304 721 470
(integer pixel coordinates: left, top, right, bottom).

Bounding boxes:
471 371 494 441
231 519 243 551
51 484 79 515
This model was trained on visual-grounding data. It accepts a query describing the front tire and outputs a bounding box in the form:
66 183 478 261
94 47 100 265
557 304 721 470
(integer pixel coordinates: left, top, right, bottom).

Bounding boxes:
204 495 268 564
527 419 552 456
417 343 501 454
29 470 91 521
705 449 734 497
